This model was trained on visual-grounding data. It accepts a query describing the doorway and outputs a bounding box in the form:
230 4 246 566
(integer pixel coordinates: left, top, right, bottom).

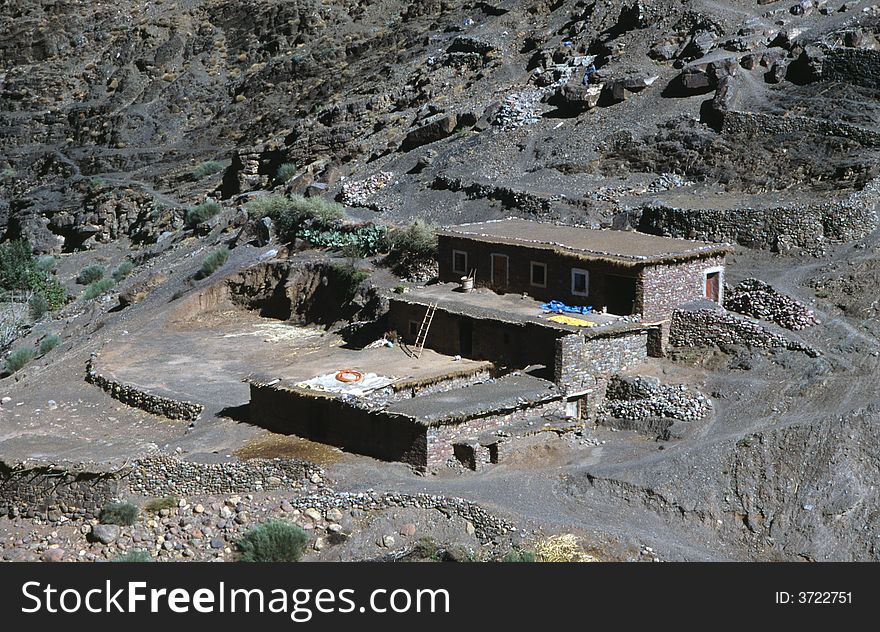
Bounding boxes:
490 254 509 291
705 269 721 303
605 275 637 315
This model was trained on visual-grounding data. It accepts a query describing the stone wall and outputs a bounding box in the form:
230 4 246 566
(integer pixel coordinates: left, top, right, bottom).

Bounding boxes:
637 177 880 253
0 462 121 521
426 399 564 468
669 303 820 357
554 328 649 394
85 356 203 421
721 110 880 148
0 455 320 522
639 255 725 322
249 383 429 467
822 47 880 90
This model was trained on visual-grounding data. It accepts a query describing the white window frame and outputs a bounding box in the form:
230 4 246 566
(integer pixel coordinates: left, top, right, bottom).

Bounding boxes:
490 253 509 287
530 261 547 288
452 249 468 275
571 268 590 297
703 266 724 303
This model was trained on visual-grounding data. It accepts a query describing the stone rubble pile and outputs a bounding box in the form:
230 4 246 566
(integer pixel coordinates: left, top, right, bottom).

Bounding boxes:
724 278 820 331
340 171 394 207
493 89 545 130
600 375 711 422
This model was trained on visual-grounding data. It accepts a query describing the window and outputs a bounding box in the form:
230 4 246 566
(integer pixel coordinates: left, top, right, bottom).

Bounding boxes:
452 250 468 275
571 268 589 297
530 261 547 288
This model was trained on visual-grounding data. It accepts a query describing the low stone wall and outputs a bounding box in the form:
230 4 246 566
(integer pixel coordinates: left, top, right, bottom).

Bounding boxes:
280 490 515 543
669 304 820 357
0 462 121 521
0 456 321 522
721 110 880 148
822 47 880 89
724 278 820 331
85 355 203 421
637 177 880 253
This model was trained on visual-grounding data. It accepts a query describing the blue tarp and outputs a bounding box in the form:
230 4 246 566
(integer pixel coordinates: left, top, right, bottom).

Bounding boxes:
540 300 593 315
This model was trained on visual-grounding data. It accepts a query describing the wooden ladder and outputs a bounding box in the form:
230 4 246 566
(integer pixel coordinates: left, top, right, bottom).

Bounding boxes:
413 303 437 359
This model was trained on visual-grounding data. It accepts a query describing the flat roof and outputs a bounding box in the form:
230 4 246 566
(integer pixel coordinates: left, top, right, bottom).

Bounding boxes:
438 218 732 266
385 374 561 426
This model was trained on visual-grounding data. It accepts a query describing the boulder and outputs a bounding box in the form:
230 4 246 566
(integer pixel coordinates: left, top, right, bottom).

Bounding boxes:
89 524 119 545
400 114 458 151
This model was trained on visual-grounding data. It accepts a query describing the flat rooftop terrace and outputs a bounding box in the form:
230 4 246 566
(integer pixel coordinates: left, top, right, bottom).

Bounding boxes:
385 374 560 426
388 282 648 337
440 218 732 265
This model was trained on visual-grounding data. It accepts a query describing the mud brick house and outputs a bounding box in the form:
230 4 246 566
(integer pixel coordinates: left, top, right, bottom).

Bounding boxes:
436 218 733 320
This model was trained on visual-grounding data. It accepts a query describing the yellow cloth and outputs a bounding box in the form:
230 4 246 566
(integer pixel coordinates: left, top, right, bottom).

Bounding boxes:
547 315 598 327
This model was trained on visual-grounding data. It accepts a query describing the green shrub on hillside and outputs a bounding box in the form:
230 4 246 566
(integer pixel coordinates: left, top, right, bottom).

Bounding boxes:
77 264 105 285
185 201 222 228
276 162 298 182
5 347 35 373
199 248 230 277
246 194 345 242
39 334 61 355
237 520 309 562
100 501 138 526
144 496 178 513
385 220 438 276
111 261 134 282
191 160 223 180
83 278 115 300
114 550 152 562
29 293 49 320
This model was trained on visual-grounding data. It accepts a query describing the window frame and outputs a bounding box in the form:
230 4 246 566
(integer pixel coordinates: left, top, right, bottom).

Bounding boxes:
490 253 509 288
702 266 724 303
452 250 469 276
571 268 590 297
530 261 548 288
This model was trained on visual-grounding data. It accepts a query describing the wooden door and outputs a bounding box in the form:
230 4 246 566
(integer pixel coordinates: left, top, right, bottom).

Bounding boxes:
705 271 720 303
491 254 508 290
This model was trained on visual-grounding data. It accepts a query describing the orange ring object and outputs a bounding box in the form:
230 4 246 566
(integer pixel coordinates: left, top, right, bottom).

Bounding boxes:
335 369 363 383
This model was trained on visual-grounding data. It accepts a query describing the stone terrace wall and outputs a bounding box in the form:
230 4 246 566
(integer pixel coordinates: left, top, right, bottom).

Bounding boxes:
670 305 820 357
721 110 880 147
85 355 203 421
822 47 880 89
638 177 880 253
0 462 121 521
0 456 321 522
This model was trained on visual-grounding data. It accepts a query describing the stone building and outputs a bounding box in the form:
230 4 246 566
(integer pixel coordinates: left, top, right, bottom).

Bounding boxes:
436 218 732 320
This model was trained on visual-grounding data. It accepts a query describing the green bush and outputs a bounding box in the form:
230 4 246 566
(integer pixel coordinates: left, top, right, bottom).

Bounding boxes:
77 264 105 285
39 334 61 355
111 260 134 282
0 240 37 293
100 501 139 526
34 255 56 273
191 160 223 180
1 167 16 179
83 278 115 300
276 162 298 182
385 220 438 276
144 496 178 513
113 550 152 562
199 247 230 277
185 201 222 228
5 347 35 373
246 194 345 242
237 520 310 562
332 263 369 299
29 293 49 320
34 277 67 311
502 548 538 563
